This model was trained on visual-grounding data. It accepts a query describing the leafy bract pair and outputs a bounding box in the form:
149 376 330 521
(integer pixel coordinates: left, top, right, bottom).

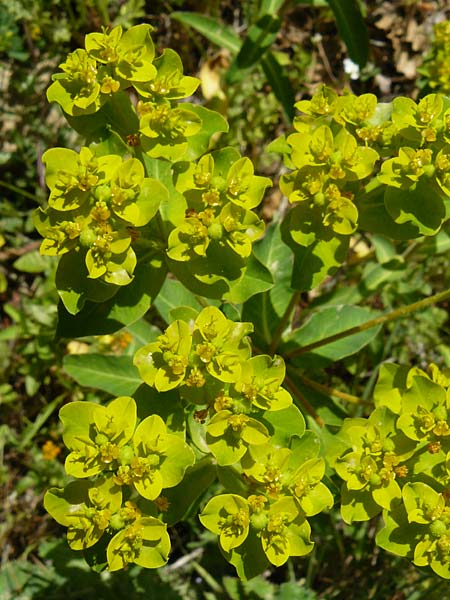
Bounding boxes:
59 395 194 497
45 475 170 571
200 494 313 568
378 482 450 579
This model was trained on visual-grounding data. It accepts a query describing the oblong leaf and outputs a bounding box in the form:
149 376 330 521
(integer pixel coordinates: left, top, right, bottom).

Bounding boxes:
261 52 295 121
63 354 141 396
228 15 281 80
171 12 241 54
285 305 381 368
326 0 369 67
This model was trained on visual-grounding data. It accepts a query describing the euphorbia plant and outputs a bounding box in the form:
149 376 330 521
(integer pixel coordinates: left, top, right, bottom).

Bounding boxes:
39 22 450 581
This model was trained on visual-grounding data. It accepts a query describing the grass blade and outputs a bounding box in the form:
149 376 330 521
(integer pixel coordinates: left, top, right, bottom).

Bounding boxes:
326 0 369 67
171 12 241 54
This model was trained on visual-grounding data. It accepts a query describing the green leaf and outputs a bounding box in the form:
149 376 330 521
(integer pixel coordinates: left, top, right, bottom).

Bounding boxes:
373 363 409 414
168 257 230 300
66 91 139 142
125 318 160 353
359 187 421 240
241 221 294 348
290 236 349 293
259 0 285 16
55 252 120 315
63 354 141 396
376 504 419 558
292 0 327 5
162 459 217 525
134 385 186 435
340 485 381 523
261 404 305 446
326 0 369 67
154 277 218 324
171 13 241 54
285 305 381 369
384 180 446 236
56 256 167 337
260 52 296 121
224 529 269 581
224 254 273 304
253 221 294 315
13 251 52 273
142 156 186 233
183 104 229 161
228 15 281 81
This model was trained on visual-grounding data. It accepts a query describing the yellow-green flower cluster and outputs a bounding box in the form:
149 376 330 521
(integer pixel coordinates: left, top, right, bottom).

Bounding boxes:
199 440 333 569
168 149 270 262
274 87 381 241
133 306 332 571
47 25 159 116
420 20 450 95
44 396 194 571
272 85 450 250
34 147 167 285
331 362 450 579
133 308 293 468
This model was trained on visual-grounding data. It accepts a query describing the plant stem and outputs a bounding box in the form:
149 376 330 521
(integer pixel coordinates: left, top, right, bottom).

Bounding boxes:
191 561 224 594
0 180 38 202
284 373 325 426
269 291 301 355
286 288 450 359
295 372 368 405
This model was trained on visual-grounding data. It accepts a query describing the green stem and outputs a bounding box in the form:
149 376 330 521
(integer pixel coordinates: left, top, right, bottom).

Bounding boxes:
294 371 368 405
191 561 224 594
135 148 168 243
95 0 110 26
284 373 324 427
269 291 301 355
0 180 38 202
286 287 450 359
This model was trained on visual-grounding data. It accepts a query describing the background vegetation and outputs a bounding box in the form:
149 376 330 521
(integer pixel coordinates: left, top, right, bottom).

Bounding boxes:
2 0 450 598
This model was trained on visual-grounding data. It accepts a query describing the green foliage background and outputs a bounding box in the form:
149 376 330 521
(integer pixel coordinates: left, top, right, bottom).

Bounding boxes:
3 0 450 598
